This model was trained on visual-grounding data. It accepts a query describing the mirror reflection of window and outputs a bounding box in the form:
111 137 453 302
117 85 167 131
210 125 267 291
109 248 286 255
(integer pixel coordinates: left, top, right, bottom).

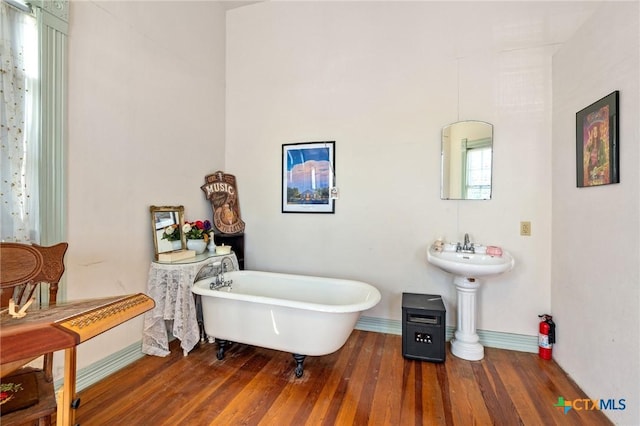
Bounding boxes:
464 139 492 199
441 121 493 200
154 212 177 230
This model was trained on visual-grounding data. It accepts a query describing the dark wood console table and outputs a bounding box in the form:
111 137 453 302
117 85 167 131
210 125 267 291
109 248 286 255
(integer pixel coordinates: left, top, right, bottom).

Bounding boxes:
213 233 244 269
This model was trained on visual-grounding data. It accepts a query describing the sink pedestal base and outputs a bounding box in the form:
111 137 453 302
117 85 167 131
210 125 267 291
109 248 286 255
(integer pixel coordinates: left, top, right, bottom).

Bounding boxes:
450 276 484 361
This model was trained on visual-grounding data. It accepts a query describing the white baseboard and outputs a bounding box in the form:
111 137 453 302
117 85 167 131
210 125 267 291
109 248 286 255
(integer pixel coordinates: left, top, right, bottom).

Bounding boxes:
54 341 146 392
59 316 537 393
355 315 538 353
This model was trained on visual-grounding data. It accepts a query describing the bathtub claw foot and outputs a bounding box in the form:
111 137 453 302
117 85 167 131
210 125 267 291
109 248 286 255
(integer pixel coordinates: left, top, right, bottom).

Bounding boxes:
292 354 306 378
216 339 229 360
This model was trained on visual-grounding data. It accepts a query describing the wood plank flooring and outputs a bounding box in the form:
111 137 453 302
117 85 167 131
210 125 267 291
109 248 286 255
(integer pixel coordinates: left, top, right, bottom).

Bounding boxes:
69 330 612 425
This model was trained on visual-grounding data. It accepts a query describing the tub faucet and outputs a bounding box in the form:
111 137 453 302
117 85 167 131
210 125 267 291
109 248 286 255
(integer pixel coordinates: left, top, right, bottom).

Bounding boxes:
210 257 234 290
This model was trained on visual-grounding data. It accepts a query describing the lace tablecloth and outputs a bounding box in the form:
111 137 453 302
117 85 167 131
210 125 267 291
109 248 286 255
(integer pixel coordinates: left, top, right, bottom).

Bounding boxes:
142 252 238 357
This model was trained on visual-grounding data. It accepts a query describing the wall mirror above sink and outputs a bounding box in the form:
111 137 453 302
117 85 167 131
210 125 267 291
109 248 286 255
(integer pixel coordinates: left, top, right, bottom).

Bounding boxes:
150 205 186 260
441 121 493 200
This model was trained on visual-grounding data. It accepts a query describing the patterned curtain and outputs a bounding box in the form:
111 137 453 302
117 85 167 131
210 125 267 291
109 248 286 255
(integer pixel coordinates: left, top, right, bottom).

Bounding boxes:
0 2 39 242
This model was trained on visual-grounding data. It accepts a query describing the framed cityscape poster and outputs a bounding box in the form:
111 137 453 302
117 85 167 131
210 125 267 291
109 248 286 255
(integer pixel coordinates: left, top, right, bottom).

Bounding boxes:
282 141 335 213
576 91 619 187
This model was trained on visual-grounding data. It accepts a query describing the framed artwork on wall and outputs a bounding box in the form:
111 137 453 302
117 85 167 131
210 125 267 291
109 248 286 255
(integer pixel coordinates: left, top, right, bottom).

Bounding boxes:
576 91 619 188
282 141 335 213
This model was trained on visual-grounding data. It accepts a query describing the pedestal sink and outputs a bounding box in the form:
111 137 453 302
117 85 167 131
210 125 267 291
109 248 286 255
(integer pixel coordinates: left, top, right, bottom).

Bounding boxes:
427 245 514 361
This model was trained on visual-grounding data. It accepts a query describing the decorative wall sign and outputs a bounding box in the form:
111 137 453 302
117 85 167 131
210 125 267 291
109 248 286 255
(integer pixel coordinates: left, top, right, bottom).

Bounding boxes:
282 141 335 213
576 91 619 187
201 171 245 235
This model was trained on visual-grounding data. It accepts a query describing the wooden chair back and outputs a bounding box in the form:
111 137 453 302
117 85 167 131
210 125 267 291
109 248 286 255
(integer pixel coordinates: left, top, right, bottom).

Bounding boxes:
0 242 68 425
0 243 44 307
0 242 69 381
31 242 69 305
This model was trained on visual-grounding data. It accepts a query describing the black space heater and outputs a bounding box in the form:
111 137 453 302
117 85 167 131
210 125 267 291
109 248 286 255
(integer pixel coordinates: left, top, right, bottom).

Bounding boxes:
402 292 446 362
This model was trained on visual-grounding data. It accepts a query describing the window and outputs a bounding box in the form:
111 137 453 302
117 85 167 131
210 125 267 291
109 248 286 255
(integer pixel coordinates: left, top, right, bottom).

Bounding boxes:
1 0 68 248
0 0 39 242
1 0 68 301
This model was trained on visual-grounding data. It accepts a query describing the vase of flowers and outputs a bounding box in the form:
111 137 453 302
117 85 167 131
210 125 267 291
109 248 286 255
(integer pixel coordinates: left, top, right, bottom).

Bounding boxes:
161 224 182 251
183 220 211 255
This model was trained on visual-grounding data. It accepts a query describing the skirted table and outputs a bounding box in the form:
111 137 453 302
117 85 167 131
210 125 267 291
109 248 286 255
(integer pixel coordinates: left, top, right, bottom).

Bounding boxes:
142 252 238 357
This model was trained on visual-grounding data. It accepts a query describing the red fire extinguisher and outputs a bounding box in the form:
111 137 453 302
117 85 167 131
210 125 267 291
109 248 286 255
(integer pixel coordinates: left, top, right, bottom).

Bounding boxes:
538 314 556 360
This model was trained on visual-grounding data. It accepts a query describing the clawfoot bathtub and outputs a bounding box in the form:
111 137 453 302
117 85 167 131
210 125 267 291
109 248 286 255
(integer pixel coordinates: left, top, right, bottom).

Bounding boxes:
192 270 381 377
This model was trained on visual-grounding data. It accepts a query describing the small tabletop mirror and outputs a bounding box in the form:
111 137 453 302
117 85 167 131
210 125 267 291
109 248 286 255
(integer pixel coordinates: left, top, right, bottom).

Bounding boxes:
150 205 186 260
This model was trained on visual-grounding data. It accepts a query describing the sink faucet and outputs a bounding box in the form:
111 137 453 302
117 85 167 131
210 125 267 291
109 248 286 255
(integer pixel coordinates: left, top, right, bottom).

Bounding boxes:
209 257 234 290
457 233 475 253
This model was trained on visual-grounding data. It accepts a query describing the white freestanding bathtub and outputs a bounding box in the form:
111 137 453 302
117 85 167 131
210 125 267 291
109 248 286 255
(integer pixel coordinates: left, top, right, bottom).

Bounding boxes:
192 270 381 377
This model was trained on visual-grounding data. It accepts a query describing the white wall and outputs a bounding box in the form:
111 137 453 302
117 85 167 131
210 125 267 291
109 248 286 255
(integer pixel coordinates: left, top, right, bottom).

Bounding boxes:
64 0 227 375
552 2 639 424
59 2 639 422
226 2 595 337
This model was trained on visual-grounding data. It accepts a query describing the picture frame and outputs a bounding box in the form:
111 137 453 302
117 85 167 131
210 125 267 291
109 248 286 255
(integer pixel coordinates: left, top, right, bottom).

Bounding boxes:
576 91 619 187
282 141 335 213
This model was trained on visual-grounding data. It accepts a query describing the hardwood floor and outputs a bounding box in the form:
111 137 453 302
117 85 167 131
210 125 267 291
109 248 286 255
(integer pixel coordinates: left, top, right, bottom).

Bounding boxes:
70 330 611 425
